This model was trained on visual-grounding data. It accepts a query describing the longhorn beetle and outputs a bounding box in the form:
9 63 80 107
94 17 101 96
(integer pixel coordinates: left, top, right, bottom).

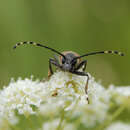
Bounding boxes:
13 41 124 103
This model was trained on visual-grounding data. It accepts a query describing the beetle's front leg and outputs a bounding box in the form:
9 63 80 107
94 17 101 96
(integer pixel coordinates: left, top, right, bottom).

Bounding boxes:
75 60 87 72
70 71 90 103
48 58 61 78
48 59 53 77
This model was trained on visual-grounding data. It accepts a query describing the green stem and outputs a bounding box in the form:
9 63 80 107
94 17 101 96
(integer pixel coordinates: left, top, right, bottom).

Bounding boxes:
57 110 65 130
96 102 127 130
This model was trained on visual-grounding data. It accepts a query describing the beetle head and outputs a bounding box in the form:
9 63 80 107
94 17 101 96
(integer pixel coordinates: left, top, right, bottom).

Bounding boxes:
61 53 77 71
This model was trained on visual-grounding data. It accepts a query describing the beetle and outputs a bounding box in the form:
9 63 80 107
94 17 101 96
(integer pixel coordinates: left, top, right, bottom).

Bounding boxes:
13 41 124 103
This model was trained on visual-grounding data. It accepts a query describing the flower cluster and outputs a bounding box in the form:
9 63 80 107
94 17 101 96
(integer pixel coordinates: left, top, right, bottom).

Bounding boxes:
0 70 130 130
106 122 130 130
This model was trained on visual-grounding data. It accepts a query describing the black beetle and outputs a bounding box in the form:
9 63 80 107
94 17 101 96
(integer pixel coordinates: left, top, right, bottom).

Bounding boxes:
13 41 124 103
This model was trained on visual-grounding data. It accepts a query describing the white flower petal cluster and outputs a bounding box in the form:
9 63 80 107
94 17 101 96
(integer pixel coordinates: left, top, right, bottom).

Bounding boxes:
0 70 130 130
0 78 44 116
105 122 130 130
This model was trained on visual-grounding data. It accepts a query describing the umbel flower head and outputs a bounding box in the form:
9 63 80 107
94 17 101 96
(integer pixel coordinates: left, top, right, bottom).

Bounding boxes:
0 70 130 130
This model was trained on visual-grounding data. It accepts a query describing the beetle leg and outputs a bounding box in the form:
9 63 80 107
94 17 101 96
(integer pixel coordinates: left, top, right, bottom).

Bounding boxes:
54 55 61 70
54 54 60 64
70 71 90 103
83 60 87 72
75 60 87 72
48 58 61 77
48 59 53 77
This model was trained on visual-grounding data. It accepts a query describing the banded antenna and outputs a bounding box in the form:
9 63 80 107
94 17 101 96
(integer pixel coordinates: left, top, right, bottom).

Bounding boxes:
73 50 124 61
13 41 66 59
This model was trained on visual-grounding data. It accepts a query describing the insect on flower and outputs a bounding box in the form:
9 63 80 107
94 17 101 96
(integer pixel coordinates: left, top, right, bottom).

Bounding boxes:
13 41 124 103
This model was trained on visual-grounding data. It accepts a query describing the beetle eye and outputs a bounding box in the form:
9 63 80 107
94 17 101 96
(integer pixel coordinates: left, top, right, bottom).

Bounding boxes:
62 58 65 64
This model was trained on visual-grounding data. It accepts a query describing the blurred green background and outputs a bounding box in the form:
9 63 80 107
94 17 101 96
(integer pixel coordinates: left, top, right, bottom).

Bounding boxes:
0 0 129 88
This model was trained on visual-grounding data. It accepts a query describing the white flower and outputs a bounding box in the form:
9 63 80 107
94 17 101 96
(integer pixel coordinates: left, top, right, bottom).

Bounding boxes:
0 70 130 129
0 78 44 116
105 122 130 130
108 85 130 105
42 118 60 130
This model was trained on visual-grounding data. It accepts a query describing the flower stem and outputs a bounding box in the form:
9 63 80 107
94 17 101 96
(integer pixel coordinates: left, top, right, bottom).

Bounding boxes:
96 101 127 130
57 110 65 130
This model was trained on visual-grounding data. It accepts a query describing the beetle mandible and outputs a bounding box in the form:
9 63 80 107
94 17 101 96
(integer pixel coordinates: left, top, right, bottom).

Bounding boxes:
13 41 124 103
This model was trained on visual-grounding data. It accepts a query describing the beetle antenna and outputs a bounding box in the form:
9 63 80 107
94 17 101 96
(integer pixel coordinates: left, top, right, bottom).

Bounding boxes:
13 41 66 59
74 50 124 60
